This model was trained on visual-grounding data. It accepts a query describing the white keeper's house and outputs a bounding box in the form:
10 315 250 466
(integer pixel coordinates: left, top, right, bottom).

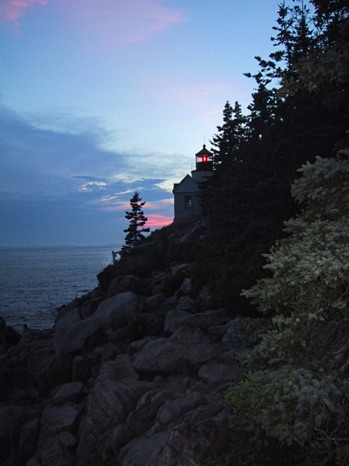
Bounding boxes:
172 145 214 222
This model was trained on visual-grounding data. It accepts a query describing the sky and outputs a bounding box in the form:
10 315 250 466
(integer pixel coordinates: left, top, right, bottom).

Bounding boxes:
0 0 282 247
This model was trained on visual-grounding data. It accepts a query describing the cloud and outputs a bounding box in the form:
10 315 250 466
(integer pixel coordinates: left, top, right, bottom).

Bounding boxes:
0 106 176 245
0 0 48 26
60 0 186 47
146 214 172 228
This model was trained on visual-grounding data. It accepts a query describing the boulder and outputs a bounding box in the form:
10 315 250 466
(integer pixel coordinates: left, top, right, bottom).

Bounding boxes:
38 405 80 439
55 306 81 333
146 403 232 466
94 291 143 330
181 308 228 329
47 353 73 388
107 276 151 297
198 362 241 387
52 317 102 354
175 296 195 312
119 399 233 466
156 391 205 426
222 317 252 351
76 356 152 466
144 293 165 310
0 369 11 401
52 382 83 405
176 277 192 296
37 431 77 466
119 431 171 466
0 405 26 465
132 328 216 374
164 309 191 334
17 418 39 465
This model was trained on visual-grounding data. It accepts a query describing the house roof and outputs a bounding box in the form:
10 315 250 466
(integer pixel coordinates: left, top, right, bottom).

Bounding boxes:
172 174 200 193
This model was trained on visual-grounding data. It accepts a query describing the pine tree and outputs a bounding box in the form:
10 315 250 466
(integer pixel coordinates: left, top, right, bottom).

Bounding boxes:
210 100 248 166
123 192 150 249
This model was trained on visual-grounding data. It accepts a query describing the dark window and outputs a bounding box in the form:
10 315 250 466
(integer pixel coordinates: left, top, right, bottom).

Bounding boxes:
185 196 193 208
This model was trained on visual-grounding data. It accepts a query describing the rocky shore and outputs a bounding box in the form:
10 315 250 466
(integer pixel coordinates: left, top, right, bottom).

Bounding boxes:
0 249 251 465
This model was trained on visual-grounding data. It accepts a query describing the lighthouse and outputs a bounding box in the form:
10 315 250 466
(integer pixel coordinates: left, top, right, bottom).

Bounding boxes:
172 145 214 222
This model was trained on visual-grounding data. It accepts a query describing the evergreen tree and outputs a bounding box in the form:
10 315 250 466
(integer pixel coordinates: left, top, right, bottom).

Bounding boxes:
210 101 248 166
123 192 150 249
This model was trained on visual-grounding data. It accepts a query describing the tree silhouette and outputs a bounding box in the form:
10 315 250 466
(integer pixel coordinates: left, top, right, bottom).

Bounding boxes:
123 192 150 249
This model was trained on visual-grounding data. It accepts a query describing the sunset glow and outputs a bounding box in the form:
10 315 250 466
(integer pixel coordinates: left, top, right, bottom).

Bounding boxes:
0 0 279 246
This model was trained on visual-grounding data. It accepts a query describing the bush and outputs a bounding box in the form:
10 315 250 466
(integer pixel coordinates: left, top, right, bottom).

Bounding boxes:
225 150 349 463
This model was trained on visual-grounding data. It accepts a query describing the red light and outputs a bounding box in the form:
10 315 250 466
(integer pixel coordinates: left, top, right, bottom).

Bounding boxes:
202 156 207 162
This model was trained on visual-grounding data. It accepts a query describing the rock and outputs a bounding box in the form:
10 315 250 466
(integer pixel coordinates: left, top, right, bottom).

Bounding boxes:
136 389 175 421
222 317 252 351
119 431 171 466
194 285 212 312
164 309 191 334
72 355 92 384
144 293 165 310
127 313 164 340
181 308 229 329
0 369 11 401
94 291 143 330
53 317 102 354
76 356 152 466
52 382 83 405
198 362 241 387
176 277 192 296
156 391 205 426
25 458 41 466
0 405 26 465
132 338 187 374
39 405 80 439
47 353 73 388
17 418 39 465
107 275 151 297
170 263 191 275
0 255 251 465
55 306 81 333
120 401 233 466
4 325 21 347
132 328 216 374
37 431 77 466
175 295 195 312
151 271 171 295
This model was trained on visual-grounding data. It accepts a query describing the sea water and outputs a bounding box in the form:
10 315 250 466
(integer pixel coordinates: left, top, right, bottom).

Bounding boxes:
0 246 117 332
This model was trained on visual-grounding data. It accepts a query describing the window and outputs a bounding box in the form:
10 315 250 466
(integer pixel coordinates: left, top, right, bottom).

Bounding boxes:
184 196 193 209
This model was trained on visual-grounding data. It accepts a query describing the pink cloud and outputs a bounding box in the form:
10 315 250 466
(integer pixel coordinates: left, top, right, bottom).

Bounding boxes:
146 214 172 228
60 0 186 46
0 0 48 25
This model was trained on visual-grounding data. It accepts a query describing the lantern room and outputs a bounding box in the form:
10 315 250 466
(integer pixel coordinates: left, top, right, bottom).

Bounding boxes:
195 144 213 171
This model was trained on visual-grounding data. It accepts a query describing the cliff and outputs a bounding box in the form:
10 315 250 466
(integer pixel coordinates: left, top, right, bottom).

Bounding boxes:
0 224 251 466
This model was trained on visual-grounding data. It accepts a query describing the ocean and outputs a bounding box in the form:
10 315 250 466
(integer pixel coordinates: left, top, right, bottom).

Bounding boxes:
0 245 118 332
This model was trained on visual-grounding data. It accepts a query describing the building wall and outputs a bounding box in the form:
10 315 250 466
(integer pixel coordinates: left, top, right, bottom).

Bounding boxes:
173 168 213 222
173 190 203 220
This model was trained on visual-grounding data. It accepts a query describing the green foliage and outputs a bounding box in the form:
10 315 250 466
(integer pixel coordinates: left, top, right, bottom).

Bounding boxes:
242 152 349 319
225 151 349 462
210 100 248 166
226 367 348 446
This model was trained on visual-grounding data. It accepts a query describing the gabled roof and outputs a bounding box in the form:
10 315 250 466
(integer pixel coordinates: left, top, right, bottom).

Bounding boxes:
172 174 200 193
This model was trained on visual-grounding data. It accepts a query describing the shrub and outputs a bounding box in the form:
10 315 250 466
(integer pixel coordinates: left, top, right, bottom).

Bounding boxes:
225 150 349 462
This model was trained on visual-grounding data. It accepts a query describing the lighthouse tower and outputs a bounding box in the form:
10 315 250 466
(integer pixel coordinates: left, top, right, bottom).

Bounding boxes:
172 145 214 222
